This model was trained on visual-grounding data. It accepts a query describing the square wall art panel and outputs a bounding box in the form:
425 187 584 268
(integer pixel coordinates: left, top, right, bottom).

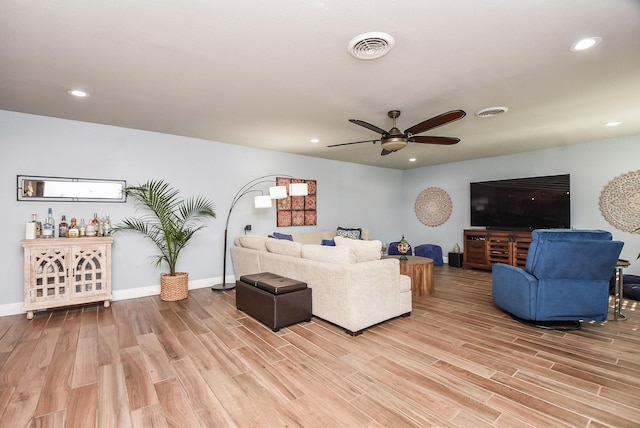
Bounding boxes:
276 177 316 227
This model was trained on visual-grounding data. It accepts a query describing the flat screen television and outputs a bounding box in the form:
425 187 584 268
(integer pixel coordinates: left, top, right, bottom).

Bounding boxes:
470 174 570 230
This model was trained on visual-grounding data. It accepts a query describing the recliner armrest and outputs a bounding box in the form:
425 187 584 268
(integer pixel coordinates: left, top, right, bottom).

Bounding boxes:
492 263 536 280
492 263 538 320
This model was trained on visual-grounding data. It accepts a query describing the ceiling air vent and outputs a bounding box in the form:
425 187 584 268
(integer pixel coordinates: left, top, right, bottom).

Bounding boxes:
475 106 509 118
348 32 395 60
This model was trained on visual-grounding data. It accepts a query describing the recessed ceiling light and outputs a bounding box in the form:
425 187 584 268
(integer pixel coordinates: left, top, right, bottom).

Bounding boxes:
569 37 602 52
409 158 417 162
67 89 89 97
309 138 320 143
605 121 622 127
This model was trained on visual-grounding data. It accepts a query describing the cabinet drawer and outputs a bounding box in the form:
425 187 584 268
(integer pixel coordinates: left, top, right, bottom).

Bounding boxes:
466 251 486 263
467 241 485 250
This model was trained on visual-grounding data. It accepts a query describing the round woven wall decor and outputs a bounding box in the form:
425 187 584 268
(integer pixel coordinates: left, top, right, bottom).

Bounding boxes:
599 170 640 232
415 187 452 227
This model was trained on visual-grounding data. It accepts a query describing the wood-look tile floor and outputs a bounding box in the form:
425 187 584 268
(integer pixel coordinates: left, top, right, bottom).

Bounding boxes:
1 266 639 427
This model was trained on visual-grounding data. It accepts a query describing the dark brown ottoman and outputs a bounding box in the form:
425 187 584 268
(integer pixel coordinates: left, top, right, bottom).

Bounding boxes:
236 273 312 332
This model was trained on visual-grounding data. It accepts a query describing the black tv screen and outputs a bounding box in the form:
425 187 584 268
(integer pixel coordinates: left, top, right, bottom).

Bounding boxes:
470 174 570 229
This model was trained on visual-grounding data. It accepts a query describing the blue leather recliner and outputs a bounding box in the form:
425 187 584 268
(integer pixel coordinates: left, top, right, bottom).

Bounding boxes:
492 229 623 323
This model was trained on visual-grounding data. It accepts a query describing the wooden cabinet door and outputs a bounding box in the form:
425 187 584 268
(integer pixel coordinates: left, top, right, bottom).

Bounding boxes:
463 230 489 269
487 231 511 265
26 245 71 306
70 244 111 301
511 231 532 268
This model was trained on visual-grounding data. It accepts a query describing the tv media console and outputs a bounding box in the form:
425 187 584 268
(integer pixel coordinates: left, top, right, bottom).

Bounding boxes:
463 229 532 270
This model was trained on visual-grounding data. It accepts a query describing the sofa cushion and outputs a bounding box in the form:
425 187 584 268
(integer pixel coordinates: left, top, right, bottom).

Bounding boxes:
334 236 382 262
238 235 268 251
336 227 362 240
301 245 356 264
292 231 324 245
321 231 339 240
265 238 303 257
289 229 368 244
321 239 335 246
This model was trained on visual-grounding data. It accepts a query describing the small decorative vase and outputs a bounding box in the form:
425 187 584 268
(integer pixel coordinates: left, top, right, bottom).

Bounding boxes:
453 243 460 253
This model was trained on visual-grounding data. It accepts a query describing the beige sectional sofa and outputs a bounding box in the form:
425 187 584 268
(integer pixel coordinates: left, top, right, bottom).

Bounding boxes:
230 230 412 335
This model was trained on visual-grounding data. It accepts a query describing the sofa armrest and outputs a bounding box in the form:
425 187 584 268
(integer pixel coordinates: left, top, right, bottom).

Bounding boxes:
492 263 538 320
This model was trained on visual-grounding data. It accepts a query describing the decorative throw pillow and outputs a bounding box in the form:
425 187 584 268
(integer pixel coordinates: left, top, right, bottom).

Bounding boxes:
334 236 382 262
271 232 293 241
265 238 303 257
321 239 336 246
301 245 356 264
238 236 268 251
336 227 362 240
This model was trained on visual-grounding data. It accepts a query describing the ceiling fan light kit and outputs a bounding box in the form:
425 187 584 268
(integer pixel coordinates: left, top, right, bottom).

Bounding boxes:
381 110 408 153
381 136 409 153
329 109 466 156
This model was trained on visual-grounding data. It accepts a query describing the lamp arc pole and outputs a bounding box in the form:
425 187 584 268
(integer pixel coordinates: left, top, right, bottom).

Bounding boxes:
211 174 293 291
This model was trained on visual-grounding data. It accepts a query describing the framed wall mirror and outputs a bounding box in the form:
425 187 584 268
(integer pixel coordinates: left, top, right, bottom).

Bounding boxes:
17 175 126 202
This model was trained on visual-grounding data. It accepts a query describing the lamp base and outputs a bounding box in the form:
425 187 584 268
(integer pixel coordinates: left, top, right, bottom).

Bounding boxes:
211 282 236 291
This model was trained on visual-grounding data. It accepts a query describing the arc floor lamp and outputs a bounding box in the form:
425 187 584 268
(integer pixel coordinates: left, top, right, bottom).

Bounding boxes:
211 174 308 291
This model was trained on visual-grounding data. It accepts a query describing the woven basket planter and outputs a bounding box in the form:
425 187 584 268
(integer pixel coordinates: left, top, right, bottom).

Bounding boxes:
160 272 189 301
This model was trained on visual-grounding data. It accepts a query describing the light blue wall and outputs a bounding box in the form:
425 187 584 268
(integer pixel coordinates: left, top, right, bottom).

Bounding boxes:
402 135 640 275
1 110 402 312
2 109 638 315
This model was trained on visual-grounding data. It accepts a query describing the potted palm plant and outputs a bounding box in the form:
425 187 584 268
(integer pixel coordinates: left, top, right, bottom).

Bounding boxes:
114 179 216 301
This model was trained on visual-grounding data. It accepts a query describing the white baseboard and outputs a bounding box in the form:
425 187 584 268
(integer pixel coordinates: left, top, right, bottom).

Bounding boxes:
0 276 227 318
0 303 24 318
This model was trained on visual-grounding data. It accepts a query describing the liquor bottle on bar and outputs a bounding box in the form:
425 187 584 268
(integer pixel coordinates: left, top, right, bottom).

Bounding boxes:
91 213 99 231
31 212 42 238
68 218 80 238
103 213 112 236
79 219 86 237
59 215 68 238
85 217 96 237
42 208 55 238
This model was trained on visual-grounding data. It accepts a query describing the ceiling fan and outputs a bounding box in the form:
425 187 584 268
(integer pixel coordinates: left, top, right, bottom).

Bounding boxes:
328 109 466 156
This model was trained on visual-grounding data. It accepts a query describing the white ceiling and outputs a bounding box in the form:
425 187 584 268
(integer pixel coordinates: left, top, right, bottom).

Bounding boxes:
1 0 639 170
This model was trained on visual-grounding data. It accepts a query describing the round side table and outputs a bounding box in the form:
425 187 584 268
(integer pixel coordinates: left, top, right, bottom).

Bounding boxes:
383 255 434 296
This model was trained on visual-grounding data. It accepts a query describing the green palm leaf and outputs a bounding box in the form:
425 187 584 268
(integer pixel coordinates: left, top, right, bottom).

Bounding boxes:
113 180 216 275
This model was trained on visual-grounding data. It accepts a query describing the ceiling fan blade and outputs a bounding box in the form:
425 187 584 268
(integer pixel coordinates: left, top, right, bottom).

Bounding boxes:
327 139 379 148
349 119 388 135
410 136 460 145
381 149 393 156
404 110 466 135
